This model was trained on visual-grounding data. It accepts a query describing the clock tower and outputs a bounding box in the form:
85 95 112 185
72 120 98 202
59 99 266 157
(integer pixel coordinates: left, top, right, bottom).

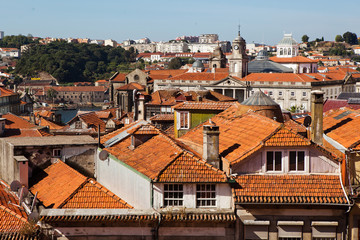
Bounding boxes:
228 31 248 78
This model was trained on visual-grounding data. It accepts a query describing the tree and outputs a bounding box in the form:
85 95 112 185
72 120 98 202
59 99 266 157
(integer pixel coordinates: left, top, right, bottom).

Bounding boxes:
168 57 183 69
301 35 309 43
343 31 358 45
47 88 57 104
335 35 343 42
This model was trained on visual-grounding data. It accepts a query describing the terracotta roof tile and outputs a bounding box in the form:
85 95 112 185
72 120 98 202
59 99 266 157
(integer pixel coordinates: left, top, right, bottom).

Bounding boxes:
156 153 227 182
50 86 106 92
233 175 348 205
103 123 225 182
116 82 145 91
167 72 229 81
0 87 17 97
173 101 234 110
264 127 311 147
38 118 63 130
30 160 131 209
270 56 318 63
111 73 127 82
150 114 174 121
59 179 132 209
0 181 28 233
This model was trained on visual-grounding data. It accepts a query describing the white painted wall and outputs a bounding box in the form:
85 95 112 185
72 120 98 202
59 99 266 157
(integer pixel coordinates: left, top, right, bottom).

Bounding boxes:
96 149 152 209
153 183 232 209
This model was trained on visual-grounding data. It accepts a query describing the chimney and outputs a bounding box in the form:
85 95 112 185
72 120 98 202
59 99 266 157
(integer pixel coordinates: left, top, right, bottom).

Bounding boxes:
137 94 146 121
203 123 220 169
310 90 324 145
14 156 29 188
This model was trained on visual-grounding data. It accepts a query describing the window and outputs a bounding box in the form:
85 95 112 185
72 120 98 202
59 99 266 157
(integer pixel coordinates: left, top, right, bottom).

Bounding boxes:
289 151 305 171
134 75 139 81
278 221 303 240
164 184 183 206
53 149 61 157
196 184 216 207
302 92 307 97
269 91 273 96
75 121 82 129
290 92 295 97
266 151 282 171
177 111 189 129
279 91 283 96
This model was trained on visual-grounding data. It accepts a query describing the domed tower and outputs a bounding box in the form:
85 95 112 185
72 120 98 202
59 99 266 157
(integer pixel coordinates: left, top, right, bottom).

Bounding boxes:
276 33 299 58
239 90 284 122
228 31 249 78
209 45 226 69
191 60 205 72
256 49 269 60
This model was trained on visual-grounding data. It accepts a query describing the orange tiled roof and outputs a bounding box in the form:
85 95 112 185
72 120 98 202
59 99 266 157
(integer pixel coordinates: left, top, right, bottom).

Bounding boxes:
156 153 227 182
323 108 360 149
150 114 174 121
0 181 28 233
3 113 36 129
30 160 132 209
78 112 106 132
59 179 132 209
34 110 54 118
116 82 145 91
180 104 306 165
284 119 307 134
111 73 127 82
0 87 17 97
167 72 229 81
233 175 348 205
264 127 311 147
103 123 226 182
270 56 318 63
173 101 234 110
39 118 63 130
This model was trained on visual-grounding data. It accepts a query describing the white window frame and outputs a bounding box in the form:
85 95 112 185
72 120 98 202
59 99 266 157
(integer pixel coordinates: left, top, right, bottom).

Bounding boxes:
163 184 183 207
196 184 216 207
288 150 306 172
265 151 283 172
177 111 189 130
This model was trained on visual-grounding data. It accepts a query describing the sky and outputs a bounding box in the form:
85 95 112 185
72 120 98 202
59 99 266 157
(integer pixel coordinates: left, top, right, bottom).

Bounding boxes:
1 0 359 45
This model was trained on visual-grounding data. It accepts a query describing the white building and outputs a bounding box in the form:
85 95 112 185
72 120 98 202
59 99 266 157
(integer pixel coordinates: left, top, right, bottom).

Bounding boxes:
104 39 117 47
156 41 188 53
0 48 20 58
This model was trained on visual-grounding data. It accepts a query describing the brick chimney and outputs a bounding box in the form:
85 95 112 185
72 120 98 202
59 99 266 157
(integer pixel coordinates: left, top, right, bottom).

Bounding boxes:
310 90 324 145
203 123 220 169
14 156 29 188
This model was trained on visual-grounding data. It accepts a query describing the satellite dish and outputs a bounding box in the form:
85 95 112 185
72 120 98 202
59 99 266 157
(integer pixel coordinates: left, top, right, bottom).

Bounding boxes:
303 116 312 127
10 180 22 192
28 211 40 222
99 150 109 161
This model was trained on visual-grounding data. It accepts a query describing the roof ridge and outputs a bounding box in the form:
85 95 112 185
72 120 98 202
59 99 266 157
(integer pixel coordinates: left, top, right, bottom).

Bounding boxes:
57 177 89 208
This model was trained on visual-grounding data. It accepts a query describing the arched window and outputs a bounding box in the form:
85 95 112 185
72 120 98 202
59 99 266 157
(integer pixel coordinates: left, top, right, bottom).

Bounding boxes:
280 48 283 55
134 75 139 81
213 64 217 68
293 48 296 56
288 48 291 55
284 48 287 55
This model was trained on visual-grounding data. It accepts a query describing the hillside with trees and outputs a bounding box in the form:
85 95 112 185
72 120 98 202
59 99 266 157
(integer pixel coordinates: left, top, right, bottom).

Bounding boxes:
15 41 137 83
0 35 38 48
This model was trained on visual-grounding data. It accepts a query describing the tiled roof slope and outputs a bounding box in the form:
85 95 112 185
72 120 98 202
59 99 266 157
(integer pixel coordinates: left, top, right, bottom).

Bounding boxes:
156 153 227 182
173 101 234 110
180 104 281 164
167 72 229 81
103 122 226 182
264 127 311 147
59 179 132 209
38 118 63 130
0 181 28 233
117 82 145 91
3 113 36 129
270 56 318 63
323 108 360 149
233 175 349 205
30 160 131 209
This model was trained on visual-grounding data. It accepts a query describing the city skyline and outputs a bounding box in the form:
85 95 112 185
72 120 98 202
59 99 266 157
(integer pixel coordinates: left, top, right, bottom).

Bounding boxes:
1 0 360 45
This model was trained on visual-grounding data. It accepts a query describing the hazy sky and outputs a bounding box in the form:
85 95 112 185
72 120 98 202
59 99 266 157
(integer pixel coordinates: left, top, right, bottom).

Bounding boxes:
2 0 359 45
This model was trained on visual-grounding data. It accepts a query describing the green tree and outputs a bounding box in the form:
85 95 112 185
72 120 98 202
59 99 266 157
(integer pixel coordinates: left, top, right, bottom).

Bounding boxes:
47 88 57 104
335 35 343 42
343 31 358 45
168 57 183 69
301 35 309 43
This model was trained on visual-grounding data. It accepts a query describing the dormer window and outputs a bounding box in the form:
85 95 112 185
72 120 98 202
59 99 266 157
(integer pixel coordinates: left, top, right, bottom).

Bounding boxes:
289 151 305 172
266 151 282 172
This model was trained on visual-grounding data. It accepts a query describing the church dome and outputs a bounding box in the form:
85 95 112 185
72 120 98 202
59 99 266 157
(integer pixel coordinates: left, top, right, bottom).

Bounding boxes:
240 90 284 122
255 50 269 60
192 60 204 69
278 34 297 46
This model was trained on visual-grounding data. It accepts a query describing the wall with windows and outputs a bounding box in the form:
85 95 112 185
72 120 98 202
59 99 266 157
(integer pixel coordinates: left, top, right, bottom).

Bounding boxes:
232 147 339 175
153 183 232 209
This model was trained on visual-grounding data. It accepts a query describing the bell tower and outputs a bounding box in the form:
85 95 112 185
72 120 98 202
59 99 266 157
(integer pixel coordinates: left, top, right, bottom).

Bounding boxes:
228 29 248 78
